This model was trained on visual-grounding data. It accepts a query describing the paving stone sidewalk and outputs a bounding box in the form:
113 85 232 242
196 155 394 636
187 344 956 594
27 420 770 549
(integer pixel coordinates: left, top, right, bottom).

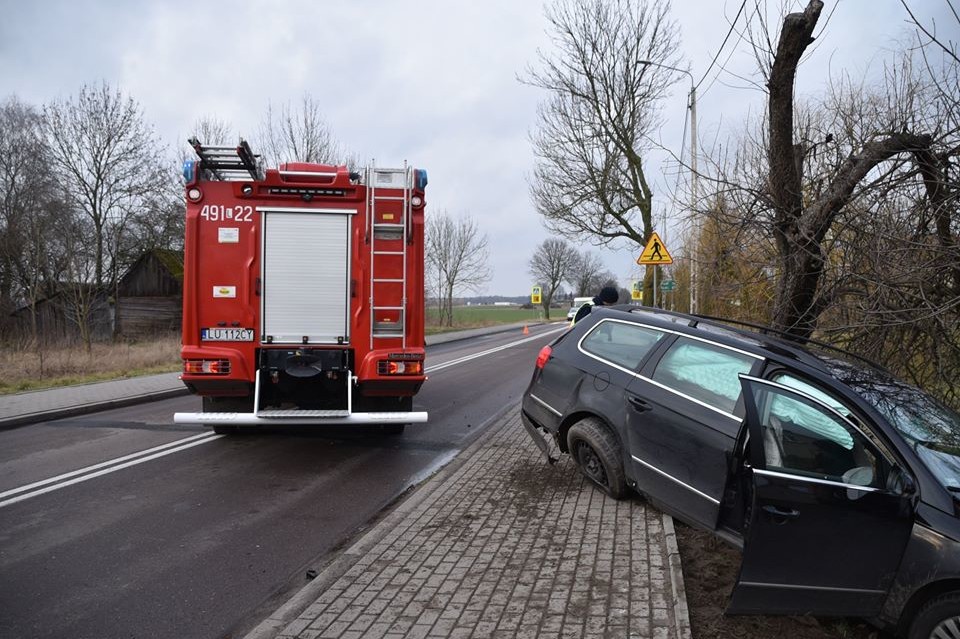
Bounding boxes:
249 410 691 639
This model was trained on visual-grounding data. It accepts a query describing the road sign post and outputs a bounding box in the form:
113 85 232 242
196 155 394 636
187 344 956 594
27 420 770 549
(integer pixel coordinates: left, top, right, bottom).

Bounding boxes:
637 232 673 309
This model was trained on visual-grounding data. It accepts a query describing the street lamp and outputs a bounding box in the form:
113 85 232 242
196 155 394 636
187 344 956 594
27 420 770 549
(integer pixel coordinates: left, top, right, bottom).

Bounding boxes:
638 61 698 314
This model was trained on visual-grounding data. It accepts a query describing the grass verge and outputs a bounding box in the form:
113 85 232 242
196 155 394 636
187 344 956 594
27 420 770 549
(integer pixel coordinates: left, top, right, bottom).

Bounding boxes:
0 335 181 394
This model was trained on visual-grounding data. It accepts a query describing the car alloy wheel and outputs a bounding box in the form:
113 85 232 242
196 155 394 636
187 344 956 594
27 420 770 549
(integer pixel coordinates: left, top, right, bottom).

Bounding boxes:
574 441 608 487
566 418 627 500
931 617 960 639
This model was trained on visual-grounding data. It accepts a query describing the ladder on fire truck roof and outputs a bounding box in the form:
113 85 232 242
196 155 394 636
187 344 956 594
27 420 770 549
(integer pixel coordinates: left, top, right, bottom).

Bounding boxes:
189 137 264 182
368 163 411 349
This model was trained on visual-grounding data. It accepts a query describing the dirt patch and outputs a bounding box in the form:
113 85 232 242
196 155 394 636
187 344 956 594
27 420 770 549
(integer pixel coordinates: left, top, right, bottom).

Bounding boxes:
673 521 885 638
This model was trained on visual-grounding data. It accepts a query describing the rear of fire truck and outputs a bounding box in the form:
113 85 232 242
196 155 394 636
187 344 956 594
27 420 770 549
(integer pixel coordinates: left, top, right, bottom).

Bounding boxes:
174 139 428 434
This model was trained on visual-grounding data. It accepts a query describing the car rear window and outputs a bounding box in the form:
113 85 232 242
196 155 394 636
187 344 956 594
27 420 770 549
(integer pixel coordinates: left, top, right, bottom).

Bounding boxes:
581 320 665 371
652 337 755 412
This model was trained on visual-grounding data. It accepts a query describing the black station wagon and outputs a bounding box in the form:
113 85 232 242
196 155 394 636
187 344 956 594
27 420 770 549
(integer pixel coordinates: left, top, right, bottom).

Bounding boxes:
521 306 960 639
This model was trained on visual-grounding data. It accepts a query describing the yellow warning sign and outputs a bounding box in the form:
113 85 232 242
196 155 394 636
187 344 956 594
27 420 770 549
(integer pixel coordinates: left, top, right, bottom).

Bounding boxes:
637 232 673 265
631 281 643 301
531 286 542 305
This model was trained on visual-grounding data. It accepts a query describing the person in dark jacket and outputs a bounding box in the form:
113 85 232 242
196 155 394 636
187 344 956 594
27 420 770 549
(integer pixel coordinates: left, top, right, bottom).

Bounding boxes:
573 286 619 323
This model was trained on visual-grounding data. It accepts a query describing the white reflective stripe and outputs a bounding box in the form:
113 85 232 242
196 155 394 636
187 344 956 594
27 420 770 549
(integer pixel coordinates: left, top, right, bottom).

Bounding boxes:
631 455 721 505
256 206 357 215
529 393 562 416
753 467 880 493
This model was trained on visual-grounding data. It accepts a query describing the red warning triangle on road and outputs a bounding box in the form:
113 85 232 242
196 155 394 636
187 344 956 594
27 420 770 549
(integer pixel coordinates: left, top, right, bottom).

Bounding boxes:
637 231 673 265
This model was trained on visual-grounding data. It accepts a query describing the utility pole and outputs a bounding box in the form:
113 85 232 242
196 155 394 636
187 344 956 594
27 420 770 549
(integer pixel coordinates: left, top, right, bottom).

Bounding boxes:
638 61 698 314
689 84 698 315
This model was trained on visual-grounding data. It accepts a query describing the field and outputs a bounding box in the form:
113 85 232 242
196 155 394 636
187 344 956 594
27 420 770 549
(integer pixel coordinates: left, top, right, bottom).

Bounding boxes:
425 304 553 334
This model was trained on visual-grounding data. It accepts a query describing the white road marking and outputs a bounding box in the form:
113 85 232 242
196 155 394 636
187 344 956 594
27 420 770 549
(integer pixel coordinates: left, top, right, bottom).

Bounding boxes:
0 433 222 509
425 325 566 373
2 325 564 509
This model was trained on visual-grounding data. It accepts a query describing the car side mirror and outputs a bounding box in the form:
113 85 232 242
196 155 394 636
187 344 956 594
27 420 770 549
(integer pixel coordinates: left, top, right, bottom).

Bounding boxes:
888 465 917 496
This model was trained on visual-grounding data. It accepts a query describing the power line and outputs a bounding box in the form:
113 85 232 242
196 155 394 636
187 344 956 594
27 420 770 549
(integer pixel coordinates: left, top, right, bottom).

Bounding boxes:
695 0 748 91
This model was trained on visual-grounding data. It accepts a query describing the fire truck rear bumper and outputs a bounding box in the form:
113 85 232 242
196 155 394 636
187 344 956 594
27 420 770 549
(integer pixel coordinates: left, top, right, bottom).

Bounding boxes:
173 411 428 425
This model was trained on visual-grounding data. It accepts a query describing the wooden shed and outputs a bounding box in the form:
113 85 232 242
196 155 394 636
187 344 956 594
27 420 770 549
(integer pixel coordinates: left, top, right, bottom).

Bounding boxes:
115 249 183 335
7 285 113 344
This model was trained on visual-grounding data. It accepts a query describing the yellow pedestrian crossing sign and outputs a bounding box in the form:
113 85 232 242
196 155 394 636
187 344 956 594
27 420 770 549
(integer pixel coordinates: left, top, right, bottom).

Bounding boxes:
637 232 673 265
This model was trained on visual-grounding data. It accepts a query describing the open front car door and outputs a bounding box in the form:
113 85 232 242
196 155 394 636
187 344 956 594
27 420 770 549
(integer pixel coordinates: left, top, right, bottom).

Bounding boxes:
729 375 916 617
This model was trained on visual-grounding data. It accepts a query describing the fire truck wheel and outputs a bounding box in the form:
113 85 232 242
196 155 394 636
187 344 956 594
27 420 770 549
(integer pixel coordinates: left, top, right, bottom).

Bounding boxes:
378 424 406 436
213 424 241 435
203 397 252 436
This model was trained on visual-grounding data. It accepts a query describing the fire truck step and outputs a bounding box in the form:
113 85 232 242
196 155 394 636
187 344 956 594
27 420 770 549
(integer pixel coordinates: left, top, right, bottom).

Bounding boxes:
256 409 351 418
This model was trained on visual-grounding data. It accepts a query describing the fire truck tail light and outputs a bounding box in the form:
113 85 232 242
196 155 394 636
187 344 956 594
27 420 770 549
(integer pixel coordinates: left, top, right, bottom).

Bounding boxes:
410 195 423 207
184 359 231 375
187 187 203 202
377 360 423 375
535 346 552 370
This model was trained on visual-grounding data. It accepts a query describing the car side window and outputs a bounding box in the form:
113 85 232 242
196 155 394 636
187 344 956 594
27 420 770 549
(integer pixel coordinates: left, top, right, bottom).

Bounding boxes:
751 382 882 488
770 374 855 450
652 337 754 413
580 321 666 371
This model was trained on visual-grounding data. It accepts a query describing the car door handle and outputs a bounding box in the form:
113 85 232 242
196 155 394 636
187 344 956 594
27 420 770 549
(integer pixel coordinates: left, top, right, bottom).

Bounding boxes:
762 505 800 523
627 396 652 412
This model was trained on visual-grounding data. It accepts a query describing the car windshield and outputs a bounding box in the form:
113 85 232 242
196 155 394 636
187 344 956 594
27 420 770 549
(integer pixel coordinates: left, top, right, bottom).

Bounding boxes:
856 382 960 491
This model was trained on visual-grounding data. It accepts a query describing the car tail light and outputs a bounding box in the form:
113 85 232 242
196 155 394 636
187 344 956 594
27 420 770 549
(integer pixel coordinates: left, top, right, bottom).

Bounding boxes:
377 359 424 375
535 345 552 369
184 359 231 375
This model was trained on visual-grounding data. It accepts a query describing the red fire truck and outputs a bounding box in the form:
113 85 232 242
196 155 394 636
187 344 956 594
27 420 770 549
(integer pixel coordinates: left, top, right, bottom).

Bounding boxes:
173 139 428 433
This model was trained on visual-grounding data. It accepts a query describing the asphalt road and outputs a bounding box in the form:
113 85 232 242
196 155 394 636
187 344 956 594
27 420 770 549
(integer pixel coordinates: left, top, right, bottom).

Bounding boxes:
0 324 566 639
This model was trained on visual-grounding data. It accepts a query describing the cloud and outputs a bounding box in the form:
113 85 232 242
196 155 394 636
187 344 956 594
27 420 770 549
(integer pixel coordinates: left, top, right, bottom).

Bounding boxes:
1 0 948 295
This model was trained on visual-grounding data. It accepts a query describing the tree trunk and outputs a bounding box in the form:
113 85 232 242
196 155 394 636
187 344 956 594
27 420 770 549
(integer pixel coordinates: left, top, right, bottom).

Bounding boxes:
765 0 935 339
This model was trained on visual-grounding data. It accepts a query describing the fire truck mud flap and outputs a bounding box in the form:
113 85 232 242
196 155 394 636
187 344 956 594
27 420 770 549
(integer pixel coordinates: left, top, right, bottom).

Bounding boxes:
173 411 428 425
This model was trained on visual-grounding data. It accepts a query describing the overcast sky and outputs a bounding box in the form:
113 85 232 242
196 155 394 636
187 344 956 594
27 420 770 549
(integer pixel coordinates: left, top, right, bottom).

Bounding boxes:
1 1 952 296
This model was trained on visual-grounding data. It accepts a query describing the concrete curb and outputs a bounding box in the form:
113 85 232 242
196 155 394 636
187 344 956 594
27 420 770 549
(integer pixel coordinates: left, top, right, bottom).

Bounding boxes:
662 512 693 639
242 403 518 639
0 386 191 431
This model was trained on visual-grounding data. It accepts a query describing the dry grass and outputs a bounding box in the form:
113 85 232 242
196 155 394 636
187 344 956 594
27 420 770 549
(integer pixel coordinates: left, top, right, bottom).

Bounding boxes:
0 335 182 394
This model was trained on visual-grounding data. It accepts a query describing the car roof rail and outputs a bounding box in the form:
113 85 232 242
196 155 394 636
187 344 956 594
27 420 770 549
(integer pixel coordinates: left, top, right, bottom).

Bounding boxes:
691 313 890 374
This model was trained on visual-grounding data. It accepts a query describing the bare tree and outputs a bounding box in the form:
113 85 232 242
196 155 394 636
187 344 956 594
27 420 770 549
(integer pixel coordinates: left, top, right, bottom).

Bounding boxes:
257 94 346 166
567 250 612 296
695 1 959 405
425 211 491 326
730 0 955 339
523 0 682 302
529 238 578 319
43 83 171 290
0 96 82 351
191 116 234 146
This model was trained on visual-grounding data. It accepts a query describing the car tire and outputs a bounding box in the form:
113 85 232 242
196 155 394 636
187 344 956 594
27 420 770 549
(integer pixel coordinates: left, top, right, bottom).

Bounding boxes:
909 592 960 639
567 418 627 500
